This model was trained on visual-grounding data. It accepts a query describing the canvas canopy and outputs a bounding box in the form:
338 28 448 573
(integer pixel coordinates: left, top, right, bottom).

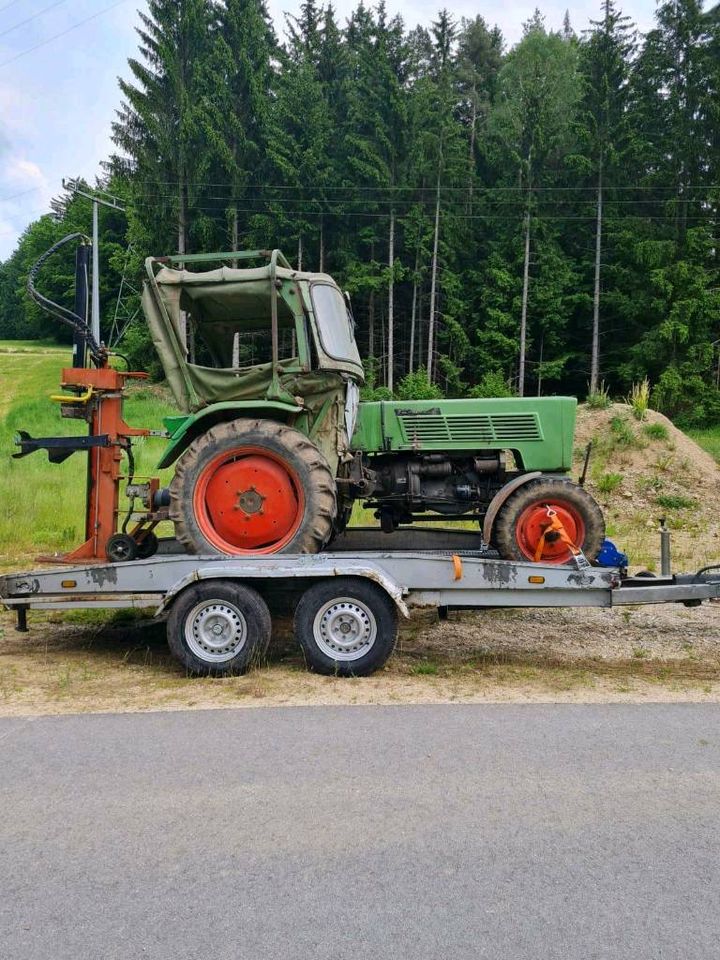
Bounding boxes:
141 259 363 413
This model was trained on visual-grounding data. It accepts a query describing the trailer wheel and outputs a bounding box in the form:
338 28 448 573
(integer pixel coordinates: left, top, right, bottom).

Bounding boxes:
294 577 398 676
167 580 271 676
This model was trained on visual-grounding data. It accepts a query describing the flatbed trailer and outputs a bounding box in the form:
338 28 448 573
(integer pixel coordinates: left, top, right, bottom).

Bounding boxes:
2 529 719 677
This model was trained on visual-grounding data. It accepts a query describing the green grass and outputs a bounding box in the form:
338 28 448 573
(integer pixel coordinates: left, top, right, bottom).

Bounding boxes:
0 339 66 353
656 493 696 511
596 471 623 494
0 344 177 562
688 426 720 464
643 422 669 442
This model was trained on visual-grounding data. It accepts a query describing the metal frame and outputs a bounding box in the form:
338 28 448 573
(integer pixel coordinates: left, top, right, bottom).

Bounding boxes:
3 548 719 623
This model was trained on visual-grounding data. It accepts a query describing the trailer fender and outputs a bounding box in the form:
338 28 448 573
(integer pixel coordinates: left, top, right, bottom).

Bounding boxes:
482 471 543 545
156 560 410 619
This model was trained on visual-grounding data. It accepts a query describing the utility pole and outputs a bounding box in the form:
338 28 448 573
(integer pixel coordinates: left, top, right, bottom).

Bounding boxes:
63 179 125 346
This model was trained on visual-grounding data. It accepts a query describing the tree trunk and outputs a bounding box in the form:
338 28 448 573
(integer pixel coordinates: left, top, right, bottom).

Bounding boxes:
230 204 239 268
467 89 477 207
519 200 531 398
427 169 442 380
417 288 424 373
409 259 419 375
368 290 375 360
387 208 395 392
231 205 239 252
368 241 376 360
537 331 544 397
590 156 603 395
297 234 303 271
319 215 324 272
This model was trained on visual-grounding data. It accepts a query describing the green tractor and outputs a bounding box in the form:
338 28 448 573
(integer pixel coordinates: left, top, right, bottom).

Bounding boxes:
142 249 604 564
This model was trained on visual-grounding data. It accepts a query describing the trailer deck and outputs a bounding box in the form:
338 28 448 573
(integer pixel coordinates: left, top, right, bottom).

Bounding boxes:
2 528 720 677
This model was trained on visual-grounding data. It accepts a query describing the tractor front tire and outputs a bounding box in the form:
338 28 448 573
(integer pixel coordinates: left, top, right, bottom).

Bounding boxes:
169 419 337 556
493 477 605 565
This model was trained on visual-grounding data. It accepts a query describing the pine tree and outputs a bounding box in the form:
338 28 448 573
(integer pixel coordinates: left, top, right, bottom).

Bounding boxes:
113 0 214 257
574 0 636 392
200 0 278 253
488 14 579 394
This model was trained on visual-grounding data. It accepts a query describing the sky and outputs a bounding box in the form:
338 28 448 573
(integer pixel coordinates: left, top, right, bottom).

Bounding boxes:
0 0 659 260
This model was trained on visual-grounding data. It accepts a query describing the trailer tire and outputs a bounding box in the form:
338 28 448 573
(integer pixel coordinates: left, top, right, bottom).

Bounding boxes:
170 418 337 556
167 580 272 676
494 477 605 564
294 576 398 677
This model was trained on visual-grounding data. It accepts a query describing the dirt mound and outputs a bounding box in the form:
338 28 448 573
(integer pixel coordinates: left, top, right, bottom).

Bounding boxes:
572 403 720 571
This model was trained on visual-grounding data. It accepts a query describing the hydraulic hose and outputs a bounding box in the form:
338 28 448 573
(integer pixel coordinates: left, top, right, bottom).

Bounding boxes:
26 233 104 364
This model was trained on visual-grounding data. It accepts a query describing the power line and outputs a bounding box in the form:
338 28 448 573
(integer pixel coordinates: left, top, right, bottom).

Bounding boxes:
0 0 131 68
121 198 720 223
122 178 720 193
0 186 43 203
0 0 70 40
0 0 25 15
133 190 720 208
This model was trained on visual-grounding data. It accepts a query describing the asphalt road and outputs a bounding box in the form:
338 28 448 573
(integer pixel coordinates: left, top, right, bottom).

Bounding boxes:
2 704 720 960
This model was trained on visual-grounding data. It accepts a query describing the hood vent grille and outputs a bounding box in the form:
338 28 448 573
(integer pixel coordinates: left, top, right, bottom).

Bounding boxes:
397 412 543 446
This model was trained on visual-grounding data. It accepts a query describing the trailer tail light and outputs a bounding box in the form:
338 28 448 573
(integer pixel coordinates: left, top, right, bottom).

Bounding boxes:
528 576 545 584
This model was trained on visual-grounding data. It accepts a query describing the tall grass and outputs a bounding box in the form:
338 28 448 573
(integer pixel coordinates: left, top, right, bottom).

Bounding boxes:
0 346 177 564
627 378 651 421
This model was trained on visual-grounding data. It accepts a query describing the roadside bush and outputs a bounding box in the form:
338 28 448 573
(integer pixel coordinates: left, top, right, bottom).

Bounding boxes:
469 370 514 399
395 368 444 401
652 363 720 428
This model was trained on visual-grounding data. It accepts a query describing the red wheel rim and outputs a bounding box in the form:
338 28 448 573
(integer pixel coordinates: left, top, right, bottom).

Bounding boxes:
192 446 305 554
515 499 586 564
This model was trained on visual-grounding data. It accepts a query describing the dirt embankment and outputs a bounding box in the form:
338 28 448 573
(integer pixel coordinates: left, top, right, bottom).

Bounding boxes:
573 403 720 572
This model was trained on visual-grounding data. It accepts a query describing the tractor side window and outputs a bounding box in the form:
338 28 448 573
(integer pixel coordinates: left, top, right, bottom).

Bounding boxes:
310 283 361 364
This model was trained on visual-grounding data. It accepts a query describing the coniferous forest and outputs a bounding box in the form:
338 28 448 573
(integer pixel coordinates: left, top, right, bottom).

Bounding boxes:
1 0 719 424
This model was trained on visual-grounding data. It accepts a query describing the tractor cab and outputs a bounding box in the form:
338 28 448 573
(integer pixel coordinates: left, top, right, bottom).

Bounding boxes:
142 249 364 414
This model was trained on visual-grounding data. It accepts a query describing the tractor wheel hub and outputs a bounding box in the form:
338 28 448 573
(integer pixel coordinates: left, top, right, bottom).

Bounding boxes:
199 451 302 551
236 486 265 516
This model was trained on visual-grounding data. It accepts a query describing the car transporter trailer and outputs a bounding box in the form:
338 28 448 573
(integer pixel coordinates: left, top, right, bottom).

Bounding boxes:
2 527 720 677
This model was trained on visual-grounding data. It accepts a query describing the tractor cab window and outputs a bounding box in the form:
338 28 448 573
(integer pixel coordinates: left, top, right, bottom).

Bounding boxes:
180 287 297 369
310 283 362 366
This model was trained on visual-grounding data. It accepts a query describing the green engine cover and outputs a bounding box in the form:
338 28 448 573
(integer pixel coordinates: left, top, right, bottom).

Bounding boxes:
351 396 577 472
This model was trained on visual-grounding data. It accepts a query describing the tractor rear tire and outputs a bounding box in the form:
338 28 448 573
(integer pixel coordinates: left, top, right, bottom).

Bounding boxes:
493 477 605 565
169 419 337 556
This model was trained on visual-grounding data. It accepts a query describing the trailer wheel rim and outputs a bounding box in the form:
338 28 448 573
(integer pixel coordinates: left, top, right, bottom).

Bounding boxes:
185 599 248 663
515 500 586 563
312 597 377 662
193 446 304 554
